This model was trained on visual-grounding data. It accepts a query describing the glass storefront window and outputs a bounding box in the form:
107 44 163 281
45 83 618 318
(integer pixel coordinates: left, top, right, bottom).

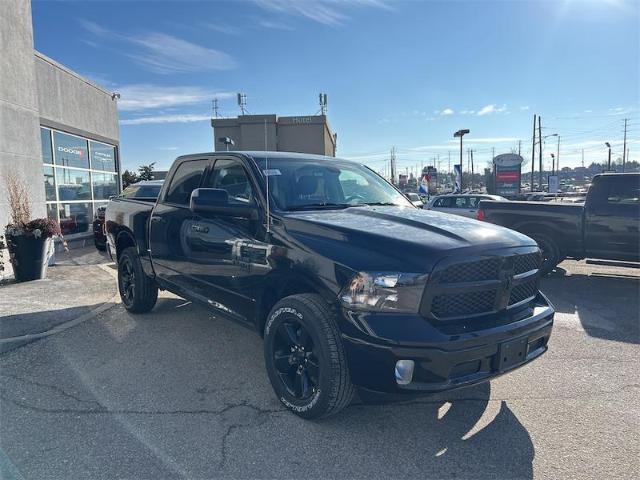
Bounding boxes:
41 128 53 164
56 168 92 201
42 127 119 237
90 141 117 172
53 131 89 169
93 173 118 200
59 203 92 236
43 166 56 201
47 204 58 223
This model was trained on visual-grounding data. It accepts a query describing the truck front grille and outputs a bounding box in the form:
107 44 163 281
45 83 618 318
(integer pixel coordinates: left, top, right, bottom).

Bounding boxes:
431 290 498 318
421 248 541 321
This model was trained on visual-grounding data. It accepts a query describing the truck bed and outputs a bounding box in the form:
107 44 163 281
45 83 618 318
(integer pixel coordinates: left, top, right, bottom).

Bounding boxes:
478 200 584 257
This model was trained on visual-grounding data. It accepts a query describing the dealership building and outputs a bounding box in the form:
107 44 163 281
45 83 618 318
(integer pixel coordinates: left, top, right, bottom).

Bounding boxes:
0 0 120 248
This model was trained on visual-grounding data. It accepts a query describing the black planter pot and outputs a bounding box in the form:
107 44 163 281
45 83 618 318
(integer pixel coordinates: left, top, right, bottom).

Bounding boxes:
6 234 52 282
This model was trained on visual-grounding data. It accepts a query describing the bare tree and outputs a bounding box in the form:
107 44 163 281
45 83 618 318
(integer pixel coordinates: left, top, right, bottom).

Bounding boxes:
3 170 31 226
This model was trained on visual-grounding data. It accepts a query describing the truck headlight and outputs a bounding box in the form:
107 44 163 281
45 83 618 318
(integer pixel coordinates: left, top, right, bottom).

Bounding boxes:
340 272 427 313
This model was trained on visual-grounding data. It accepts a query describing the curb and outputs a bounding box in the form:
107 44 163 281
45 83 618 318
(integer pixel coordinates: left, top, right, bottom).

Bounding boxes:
0 264 120 354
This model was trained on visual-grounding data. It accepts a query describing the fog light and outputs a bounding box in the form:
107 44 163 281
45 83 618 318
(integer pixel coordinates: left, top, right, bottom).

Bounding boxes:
395 360 415 385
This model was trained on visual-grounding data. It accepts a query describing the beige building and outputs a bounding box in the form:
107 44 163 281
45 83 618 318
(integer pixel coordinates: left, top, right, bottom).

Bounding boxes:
212 114 337 156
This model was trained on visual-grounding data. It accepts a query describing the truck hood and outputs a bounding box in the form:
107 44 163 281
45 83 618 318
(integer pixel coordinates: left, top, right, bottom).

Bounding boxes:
281 206 536 273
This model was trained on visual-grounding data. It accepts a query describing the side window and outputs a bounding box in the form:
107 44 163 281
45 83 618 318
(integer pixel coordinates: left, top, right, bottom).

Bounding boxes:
606 177 640 205
468 197 478 208
454 197 468 208
164 160 208 205
206 159 254 204
436 197 453 208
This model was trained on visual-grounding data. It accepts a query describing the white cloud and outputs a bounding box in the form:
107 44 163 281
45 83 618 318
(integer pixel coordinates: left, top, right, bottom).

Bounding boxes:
440 108 455 116
254 0 389 26
477 104 508 116
202 23 241 35
116 85 234 111
449 137 519 144
120 114 212 125
81 20 236 74
520 106 530 111
258 19 295 30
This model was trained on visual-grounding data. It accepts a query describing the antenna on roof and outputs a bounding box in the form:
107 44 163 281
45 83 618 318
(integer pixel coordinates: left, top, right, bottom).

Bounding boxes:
264 119 270 234
237 93 247 115
319 93 328 115
212 98 219 118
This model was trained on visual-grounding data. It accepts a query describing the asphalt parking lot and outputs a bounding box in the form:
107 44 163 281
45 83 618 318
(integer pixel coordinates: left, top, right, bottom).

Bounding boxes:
0 259 638 479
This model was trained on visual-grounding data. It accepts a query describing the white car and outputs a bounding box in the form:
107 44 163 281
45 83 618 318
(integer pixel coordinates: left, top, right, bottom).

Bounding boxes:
404 192 424 208
424 194 507 218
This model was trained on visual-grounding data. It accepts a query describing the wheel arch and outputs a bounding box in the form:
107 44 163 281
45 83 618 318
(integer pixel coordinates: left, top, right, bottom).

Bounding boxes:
255 272 337 336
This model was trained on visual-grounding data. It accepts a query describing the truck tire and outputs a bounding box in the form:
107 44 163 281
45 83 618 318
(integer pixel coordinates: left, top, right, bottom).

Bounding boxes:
263 294 354 419
118 247 158 313
528 233 560 275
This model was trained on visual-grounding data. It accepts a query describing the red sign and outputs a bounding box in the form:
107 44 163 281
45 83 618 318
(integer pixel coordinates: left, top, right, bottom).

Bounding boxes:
496 171 519 181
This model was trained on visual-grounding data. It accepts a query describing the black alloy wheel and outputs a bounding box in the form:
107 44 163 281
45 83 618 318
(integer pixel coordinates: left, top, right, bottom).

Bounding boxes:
273 320 320 400
117 247 158 313
263 294 354 419
119 255 136 307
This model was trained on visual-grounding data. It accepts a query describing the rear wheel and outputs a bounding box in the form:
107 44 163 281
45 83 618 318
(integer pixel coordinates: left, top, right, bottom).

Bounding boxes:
118 247 158 313
528 233 560 275
263 294 354 419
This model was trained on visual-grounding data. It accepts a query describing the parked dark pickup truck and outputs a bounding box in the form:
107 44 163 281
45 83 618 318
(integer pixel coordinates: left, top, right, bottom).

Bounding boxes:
477 173 640 274
105 151 554 418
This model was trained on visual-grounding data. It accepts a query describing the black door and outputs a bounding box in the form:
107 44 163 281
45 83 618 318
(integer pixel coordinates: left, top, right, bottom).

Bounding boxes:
149 158 210 289
185 157 268 323
584 175 640 261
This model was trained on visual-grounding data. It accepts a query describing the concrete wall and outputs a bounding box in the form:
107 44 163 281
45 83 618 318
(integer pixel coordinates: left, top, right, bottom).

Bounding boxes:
0 0 46 230
35 52 119 145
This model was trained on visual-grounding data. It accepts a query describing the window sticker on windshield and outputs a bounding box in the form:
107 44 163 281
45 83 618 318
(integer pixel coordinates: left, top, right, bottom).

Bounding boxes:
263 169 281 176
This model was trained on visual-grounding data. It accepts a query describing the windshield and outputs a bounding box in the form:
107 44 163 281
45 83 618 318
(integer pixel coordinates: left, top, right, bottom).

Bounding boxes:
255 157 412 211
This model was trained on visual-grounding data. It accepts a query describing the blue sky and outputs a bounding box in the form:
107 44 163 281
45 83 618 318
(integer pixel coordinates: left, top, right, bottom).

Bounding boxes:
32 0 639 173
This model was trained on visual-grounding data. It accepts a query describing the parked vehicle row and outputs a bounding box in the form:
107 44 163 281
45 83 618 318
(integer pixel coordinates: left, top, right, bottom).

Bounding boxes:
106 151 554 419
477 173 640 274
424 194 507 218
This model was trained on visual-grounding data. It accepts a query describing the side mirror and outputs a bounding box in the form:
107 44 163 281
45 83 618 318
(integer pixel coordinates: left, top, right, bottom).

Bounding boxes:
190 188 258 219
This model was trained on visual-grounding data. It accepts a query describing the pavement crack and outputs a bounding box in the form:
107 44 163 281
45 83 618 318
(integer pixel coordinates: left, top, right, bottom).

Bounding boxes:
0 372 106 409
0 391 285 418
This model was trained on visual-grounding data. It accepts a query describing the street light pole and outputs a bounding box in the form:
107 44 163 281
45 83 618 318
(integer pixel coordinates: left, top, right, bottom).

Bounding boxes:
605 142 612 170
454 129 470 190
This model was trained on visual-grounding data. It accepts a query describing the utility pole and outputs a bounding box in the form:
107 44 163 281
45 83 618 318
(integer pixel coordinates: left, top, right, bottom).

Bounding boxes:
518 140 521 156
390 147 396 185
470 149 475 191
448 151 451 174
622 118 628 170
556 135 560 175
538 115 543 190
581 149 584 168
531 114 537 192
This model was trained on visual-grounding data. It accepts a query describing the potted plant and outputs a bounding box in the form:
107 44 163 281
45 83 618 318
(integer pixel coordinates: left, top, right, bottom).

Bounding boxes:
3 171 64 282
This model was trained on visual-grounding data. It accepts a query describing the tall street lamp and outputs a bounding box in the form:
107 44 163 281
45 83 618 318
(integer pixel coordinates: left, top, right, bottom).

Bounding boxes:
454 129 469 190
605 142 612 170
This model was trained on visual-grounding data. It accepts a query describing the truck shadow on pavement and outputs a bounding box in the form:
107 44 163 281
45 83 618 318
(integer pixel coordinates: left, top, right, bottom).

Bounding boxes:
0 296 535 479
540 270 640 344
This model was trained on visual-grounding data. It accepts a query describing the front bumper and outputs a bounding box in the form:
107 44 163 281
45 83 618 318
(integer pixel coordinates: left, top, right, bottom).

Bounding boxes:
339 293 554 394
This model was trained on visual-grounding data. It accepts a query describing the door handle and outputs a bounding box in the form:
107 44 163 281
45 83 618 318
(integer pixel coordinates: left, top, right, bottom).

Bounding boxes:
191 224 209 233
150 216 164 223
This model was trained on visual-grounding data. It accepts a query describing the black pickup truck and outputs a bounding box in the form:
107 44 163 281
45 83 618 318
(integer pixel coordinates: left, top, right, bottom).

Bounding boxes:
105 151 554 418
477 173 640 274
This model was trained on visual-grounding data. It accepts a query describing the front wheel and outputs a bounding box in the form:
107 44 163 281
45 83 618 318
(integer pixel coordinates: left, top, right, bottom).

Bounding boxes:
118 247 158 313
263 294 354 419
528 233 561 275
